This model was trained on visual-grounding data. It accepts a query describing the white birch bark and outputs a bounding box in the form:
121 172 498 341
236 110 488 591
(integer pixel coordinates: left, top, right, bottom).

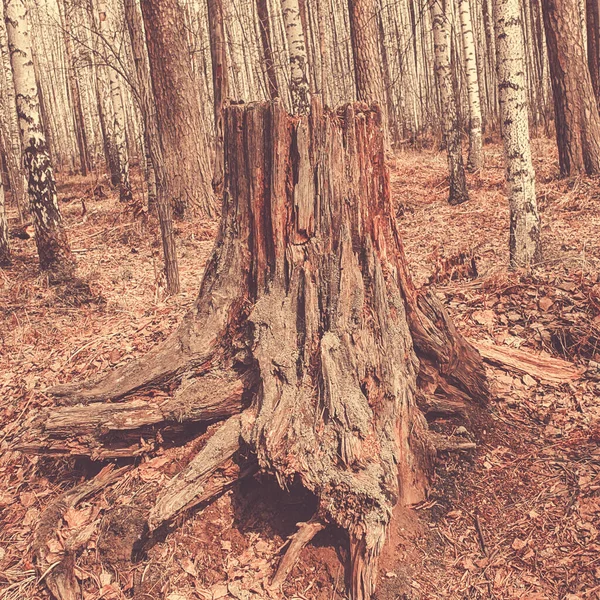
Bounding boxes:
494 0 542 268
4 0 72 272
280 0 310 113
457 0 483 169
430 0 468 205
0 2 26 219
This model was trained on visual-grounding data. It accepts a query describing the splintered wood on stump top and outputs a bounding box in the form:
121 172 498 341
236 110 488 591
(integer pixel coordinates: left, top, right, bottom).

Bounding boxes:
36 100 487 600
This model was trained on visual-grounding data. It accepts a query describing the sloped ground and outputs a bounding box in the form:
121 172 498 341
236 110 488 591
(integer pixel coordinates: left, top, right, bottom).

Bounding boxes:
1 140 599 600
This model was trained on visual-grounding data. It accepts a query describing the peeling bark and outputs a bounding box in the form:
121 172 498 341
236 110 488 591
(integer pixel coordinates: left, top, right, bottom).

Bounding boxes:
30 101 487 600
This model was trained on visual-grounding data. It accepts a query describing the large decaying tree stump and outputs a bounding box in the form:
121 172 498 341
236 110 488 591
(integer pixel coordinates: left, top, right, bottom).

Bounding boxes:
24 100 487 600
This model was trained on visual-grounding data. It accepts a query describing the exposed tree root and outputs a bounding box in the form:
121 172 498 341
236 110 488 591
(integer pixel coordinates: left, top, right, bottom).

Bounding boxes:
148 412 253 531
25 101 488 600
271 517 325 589
33 465 130 600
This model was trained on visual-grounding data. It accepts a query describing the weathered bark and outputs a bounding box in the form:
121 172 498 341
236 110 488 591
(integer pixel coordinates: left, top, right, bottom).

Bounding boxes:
587 0 600 104
430 0 469 205
494 0 542 269
30 102 487 600
256 0 279 101
280 0 310 113
124 0 180 294
4 0 72 273
542 0 600 175
140 0 214 218
347 0 387 122
457 0 483 170
207 0 228 198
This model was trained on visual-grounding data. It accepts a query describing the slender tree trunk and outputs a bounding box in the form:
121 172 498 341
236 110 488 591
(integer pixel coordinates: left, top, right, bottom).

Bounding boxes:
347 0 386 108
314 0 331 105
494 0 542 268
207 0 228 198
0 174 9 264
4 0 72 274
457 0 483 169
430 0 469 205
140 0 215 218
542 0 600 175
256 0 279 100
0 2 26 220
97 1 132 201
58 0 90 176
586 0 600 104
124 0 180 295
280 0 310 113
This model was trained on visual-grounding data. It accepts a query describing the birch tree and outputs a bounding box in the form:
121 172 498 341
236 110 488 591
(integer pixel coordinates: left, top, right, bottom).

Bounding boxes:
280 0 310 112
457 0 483 169
494 0 542 269
430 0 469 205
4 0 72 273
0 2 26 219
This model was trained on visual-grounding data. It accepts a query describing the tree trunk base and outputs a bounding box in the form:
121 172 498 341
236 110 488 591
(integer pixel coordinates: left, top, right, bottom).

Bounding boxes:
22 100 488 600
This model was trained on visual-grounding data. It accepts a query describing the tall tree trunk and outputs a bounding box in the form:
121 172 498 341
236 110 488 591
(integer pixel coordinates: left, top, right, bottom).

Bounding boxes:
0 173 9 264
4 0 72 274
58 0 90 176
494 0 542 268
542 0 600 175
347 0 387 115
0 2 26 220
280 0 310 113
124 0 180 295
207 0 229 198
457 0 483 170
314 0 331 105
31 100 487 600
586 0 600 104
430 0 469 205
140 0 215 218
97 1 132 201
256 0 279 100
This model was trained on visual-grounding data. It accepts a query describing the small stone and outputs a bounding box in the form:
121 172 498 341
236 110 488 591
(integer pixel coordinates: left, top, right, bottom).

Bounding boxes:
385 571 397 578
522 374 537 387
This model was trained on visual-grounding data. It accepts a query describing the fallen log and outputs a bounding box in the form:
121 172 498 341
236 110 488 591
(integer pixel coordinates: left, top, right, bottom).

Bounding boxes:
471 340 584 384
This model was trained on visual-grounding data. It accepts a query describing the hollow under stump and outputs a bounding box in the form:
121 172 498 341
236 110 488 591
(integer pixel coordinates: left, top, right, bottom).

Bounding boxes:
23 100 488 600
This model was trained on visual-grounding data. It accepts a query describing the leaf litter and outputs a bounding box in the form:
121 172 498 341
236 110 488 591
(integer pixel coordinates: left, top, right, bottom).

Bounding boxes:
1 142 599 599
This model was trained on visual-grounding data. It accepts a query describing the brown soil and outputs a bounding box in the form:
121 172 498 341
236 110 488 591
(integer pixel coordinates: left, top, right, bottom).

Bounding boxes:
1 140 599 600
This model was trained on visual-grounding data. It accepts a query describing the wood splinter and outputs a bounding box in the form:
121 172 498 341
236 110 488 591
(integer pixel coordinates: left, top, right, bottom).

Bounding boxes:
271 517 326 589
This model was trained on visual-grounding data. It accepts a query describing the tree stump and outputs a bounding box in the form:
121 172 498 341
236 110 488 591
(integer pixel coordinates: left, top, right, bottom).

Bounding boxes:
25 100 487 600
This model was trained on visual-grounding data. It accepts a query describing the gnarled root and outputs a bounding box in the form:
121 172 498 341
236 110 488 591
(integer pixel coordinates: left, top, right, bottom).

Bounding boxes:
148 412 255 532
26 100 487 600
271 517 325 589
33 465 130 600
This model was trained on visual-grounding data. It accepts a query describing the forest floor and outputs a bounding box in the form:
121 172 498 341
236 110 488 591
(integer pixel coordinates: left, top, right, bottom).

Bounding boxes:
1 138 600 600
